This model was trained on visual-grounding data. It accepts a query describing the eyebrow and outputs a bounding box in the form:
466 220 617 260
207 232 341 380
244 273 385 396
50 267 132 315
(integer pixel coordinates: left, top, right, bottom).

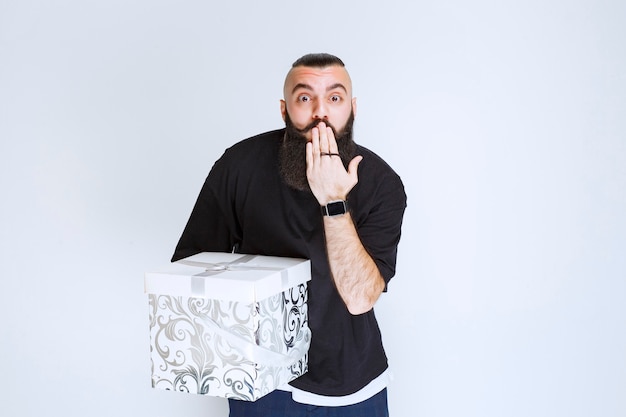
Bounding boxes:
291 82 348 94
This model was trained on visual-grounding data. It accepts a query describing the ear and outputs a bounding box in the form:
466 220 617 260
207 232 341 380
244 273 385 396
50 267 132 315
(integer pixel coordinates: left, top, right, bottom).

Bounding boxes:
280 100 286 122
351 97 357 118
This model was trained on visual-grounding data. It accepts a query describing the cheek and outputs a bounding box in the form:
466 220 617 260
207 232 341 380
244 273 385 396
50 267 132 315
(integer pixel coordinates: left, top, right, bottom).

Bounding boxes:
288 108 310 128
331 107 352 129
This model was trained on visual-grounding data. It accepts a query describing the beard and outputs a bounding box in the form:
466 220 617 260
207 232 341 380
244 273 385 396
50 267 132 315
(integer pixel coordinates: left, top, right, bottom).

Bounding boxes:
279 111 356 191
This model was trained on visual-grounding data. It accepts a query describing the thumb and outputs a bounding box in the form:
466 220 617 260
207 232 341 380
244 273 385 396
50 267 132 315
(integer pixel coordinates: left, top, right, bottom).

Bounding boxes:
347 155 363 178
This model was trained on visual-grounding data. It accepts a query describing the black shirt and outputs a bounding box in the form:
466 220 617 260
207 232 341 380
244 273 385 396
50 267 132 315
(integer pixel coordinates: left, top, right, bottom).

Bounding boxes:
172 128 406 396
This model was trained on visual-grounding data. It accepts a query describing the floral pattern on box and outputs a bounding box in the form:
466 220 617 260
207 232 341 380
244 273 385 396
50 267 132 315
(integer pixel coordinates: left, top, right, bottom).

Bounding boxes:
148 283 309 401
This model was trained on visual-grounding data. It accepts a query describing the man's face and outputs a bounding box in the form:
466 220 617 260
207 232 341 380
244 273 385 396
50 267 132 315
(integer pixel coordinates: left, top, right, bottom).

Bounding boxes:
281 65 357 140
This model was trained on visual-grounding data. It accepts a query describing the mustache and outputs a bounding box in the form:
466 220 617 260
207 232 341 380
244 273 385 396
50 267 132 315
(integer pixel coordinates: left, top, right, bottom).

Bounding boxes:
289 118 340 137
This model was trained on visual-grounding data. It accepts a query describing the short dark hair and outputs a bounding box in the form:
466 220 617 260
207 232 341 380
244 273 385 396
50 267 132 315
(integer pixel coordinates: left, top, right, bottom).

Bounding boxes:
292 53 345 68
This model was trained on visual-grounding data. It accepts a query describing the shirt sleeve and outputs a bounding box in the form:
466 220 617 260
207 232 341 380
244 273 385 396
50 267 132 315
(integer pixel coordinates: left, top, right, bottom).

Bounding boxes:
171 160 241 262
351 165 407 286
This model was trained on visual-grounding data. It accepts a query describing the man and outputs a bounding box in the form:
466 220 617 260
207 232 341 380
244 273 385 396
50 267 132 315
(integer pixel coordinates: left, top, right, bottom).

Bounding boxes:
172 53 406 416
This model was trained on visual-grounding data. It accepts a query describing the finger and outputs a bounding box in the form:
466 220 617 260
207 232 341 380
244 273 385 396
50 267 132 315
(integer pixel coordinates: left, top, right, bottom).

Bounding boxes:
311 126 321 159
317 122 330 154
306 140 314 168
326 126 339 154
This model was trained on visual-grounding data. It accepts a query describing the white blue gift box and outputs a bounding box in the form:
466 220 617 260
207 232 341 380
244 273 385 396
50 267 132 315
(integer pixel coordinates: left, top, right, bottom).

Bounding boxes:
145 252 311 401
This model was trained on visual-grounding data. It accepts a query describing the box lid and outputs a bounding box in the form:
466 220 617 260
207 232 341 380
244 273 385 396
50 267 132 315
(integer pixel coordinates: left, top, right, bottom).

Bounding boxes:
144 252 311 302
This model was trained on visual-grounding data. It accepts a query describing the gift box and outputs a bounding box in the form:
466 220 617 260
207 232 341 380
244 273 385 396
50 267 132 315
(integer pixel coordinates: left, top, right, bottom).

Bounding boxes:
145 252 311 401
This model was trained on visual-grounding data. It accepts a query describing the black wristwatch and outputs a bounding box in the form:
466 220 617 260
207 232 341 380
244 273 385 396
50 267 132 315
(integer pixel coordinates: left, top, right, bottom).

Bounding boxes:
321 200 348 217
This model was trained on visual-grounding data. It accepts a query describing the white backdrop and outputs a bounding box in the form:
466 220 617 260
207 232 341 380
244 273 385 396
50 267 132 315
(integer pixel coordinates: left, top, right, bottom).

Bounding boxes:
1 1 625 416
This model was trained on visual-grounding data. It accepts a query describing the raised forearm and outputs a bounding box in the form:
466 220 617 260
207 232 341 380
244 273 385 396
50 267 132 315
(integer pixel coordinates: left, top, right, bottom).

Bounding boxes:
304 122 385 313
324 212 386 315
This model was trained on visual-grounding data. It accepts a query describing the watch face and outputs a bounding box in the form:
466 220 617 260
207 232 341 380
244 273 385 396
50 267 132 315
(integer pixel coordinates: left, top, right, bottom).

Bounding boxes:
326 201 347 216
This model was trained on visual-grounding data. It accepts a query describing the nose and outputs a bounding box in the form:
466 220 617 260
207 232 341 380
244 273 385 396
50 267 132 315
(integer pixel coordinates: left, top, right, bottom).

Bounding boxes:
313 100 327 121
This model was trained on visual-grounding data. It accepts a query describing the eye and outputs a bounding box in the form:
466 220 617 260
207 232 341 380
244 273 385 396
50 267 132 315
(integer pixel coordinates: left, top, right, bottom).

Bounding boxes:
297 95 310 103
330 95 342 102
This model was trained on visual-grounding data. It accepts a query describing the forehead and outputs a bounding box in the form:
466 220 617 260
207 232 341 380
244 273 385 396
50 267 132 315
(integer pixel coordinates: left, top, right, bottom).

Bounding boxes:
284 65 353 97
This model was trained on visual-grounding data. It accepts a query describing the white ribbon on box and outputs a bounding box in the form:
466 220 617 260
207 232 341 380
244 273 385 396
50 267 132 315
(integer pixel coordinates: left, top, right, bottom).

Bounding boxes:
184 254 292 298
182 254 283 273
179 255 282 276
199 313 311 368
182 254 309 368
